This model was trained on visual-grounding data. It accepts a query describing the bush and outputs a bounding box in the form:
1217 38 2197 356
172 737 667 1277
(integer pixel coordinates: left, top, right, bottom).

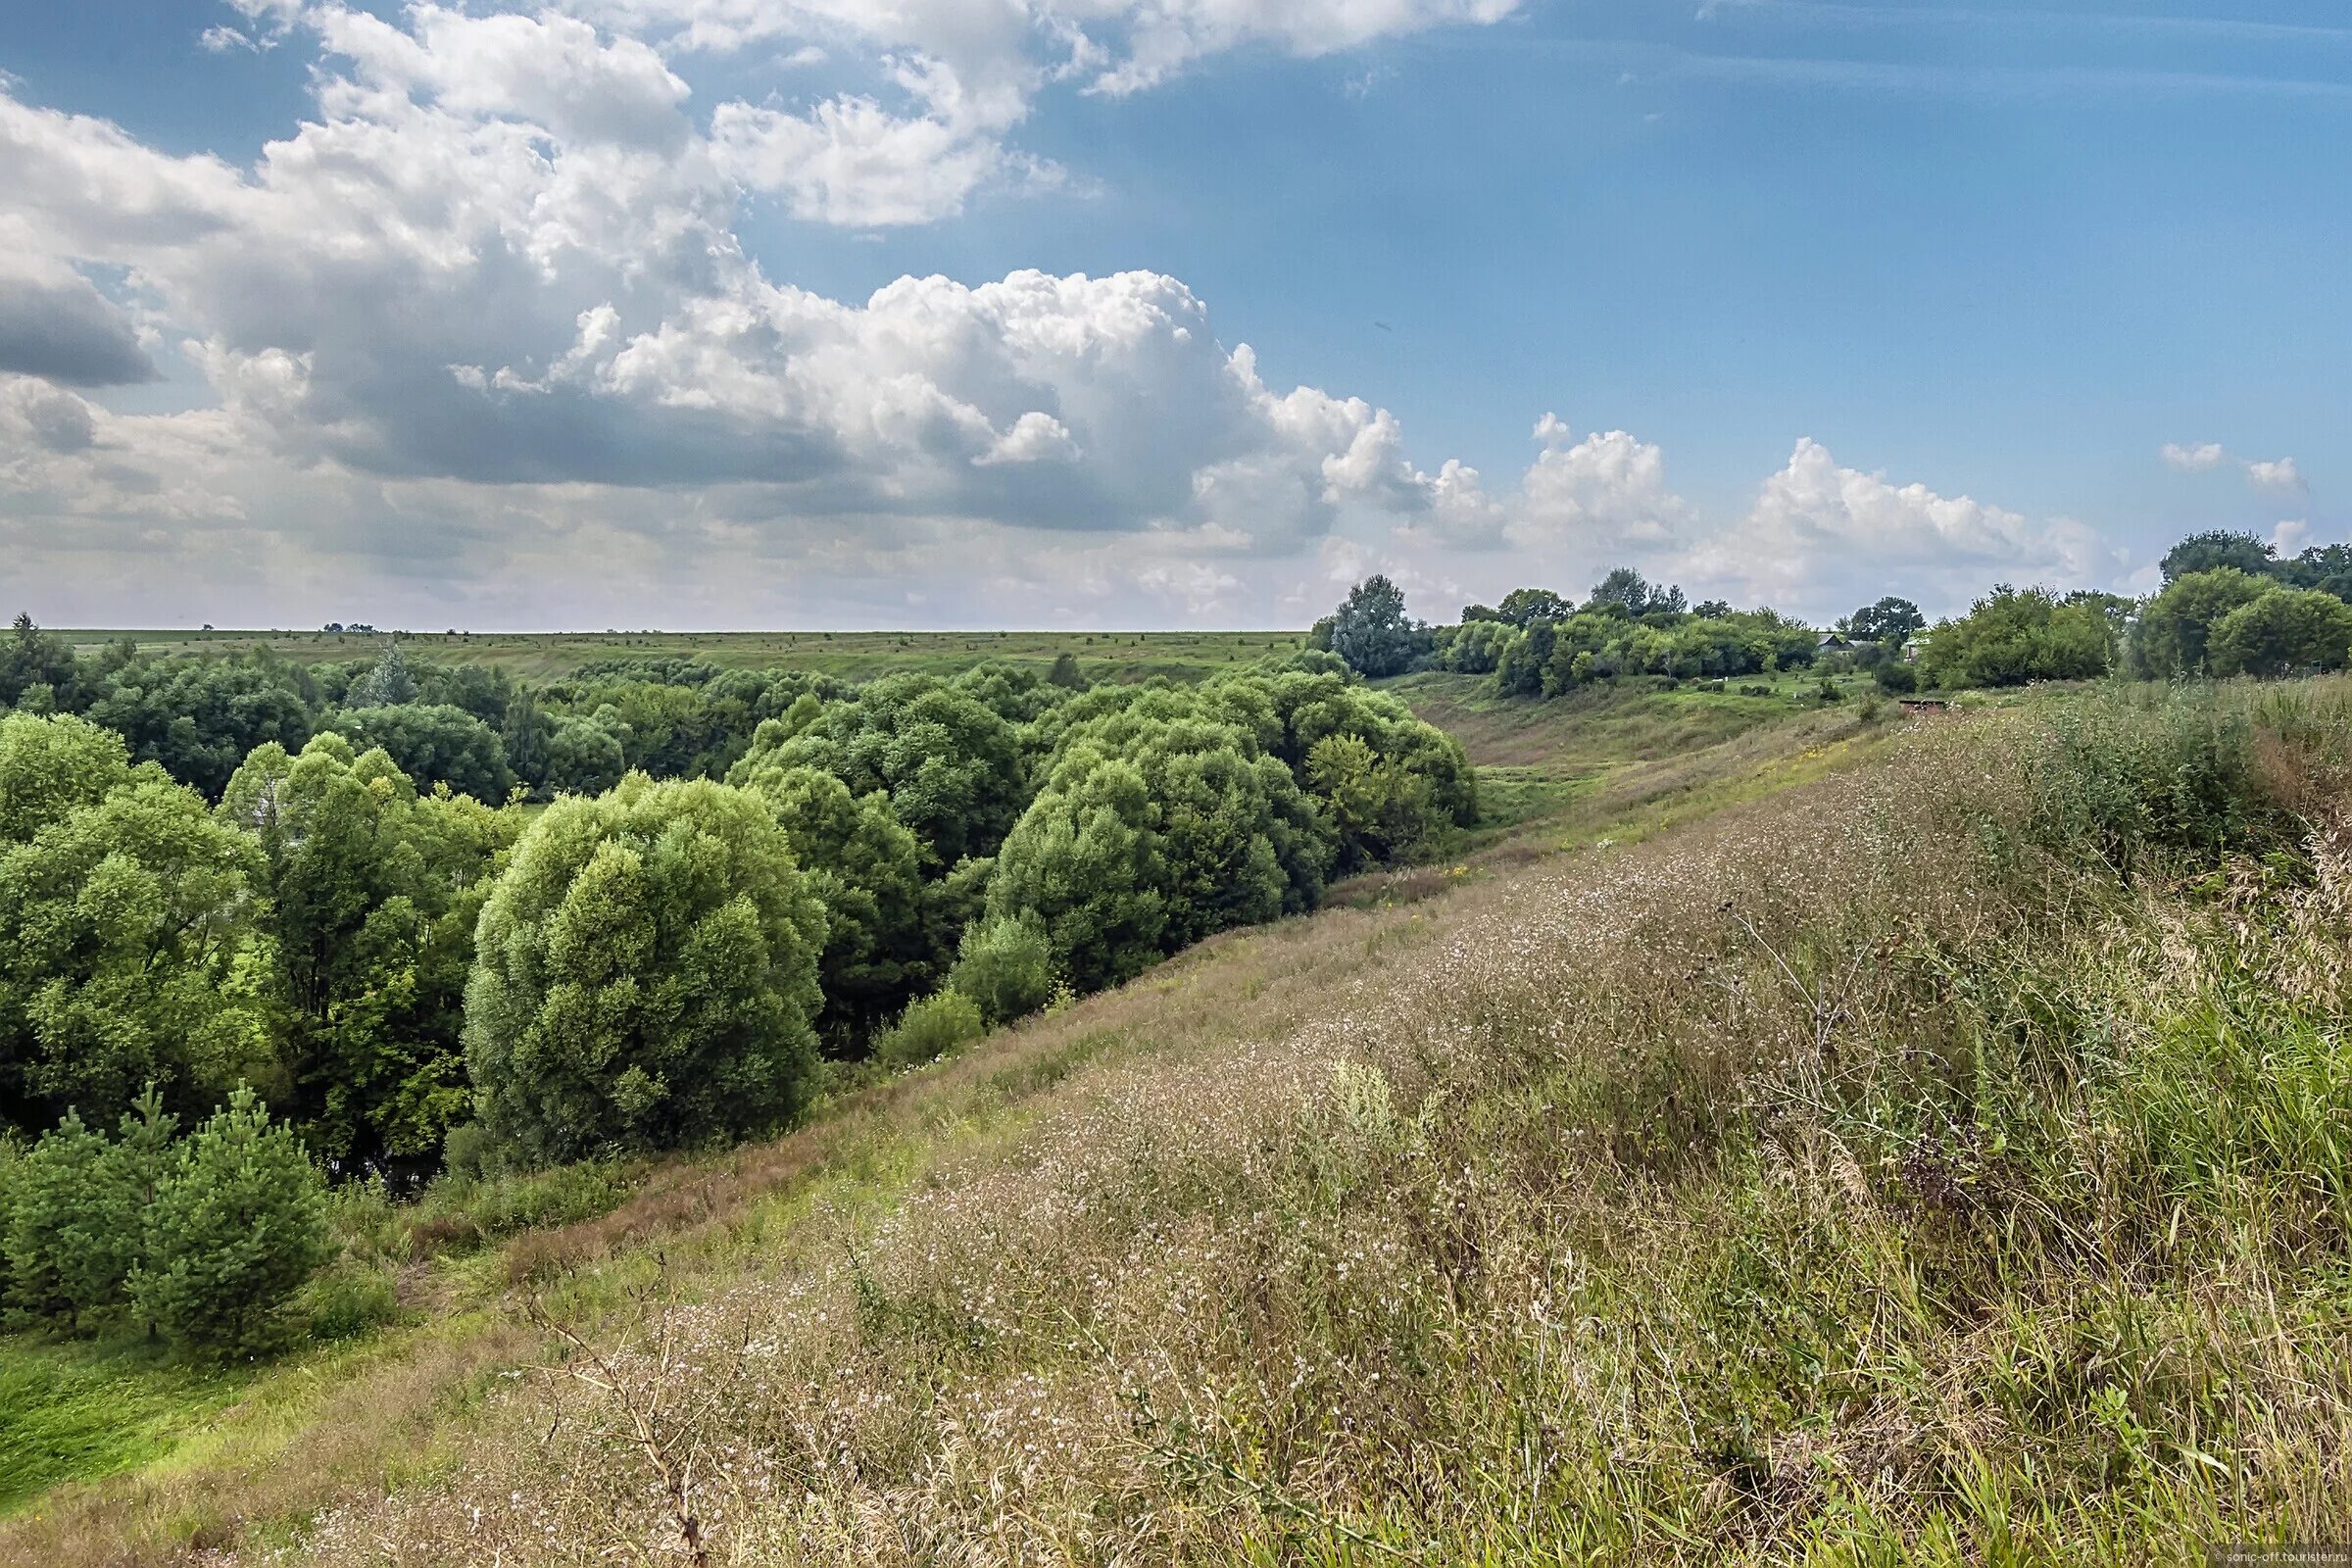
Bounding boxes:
300 1258 404 1342
2021 686 2267 867
948 911 1058 1025
876 990 986 1070
132 1088 331 1360
465 776 828 1164
414 1160 633 1247
1 1111 110 1325
1873 662 1918 694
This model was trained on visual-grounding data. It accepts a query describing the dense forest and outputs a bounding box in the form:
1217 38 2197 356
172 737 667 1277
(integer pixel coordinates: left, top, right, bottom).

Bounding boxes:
0 626 1471 1357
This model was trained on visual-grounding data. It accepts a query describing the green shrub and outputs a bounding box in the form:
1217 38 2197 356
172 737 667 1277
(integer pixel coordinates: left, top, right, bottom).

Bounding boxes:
876 990 986 1070
132 1088 331 1361
948 911 1057 1025
440 1120 498 1181
301 1258 404 1342
403 1159 635 1253
322 1173 408 1267
1 1112 114 1326
2022 685 2266 866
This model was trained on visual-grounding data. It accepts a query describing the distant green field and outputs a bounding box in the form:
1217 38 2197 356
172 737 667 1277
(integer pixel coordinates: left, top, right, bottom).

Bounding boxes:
59 628 1313 684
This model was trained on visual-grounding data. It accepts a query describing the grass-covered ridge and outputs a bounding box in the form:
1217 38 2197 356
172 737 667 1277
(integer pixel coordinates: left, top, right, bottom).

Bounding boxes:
5 680 2348 1563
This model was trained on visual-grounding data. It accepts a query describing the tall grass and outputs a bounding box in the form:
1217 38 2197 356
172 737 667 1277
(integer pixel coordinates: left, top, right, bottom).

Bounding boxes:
13 679 2350 1565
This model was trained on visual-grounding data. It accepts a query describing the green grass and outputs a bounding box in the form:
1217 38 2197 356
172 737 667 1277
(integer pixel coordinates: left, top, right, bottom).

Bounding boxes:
1384 670 1891 853
0 1340 246 1512
59 628 1313 683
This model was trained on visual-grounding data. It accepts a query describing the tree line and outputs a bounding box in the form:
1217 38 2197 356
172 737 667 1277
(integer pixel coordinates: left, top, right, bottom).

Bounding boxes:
1311 527 2352 698
1311 569 1825 694
0 634 1472 1356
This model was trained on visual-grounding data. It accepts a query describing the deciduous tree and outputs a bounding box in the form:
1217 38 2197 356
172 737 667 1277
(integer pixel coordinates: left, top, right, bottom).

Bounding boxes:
466 776 826 1163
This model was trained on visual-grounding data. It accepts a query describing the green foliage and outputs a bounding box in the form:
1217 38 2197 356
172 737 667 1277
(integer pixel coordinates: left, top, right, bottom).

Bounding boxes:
1495 586 1571 625
2275 541 2352 600
1486 601 1817 698
2128 567 2272 677
875 989 986 1070
2207 586 2352 677
297 1258 404 1342
2 1110 113 1325
466 775 827 1163
1227 666 1478 862
1430 616 1516 674
753 673 1027 866
324 703 514 803
1584 565 1685 616
0 758 266 1128
498 686 553 789
2159 528 2275 583
414 660 515 727
732 762 933 1048
532 661 839 782
222 736 521 1167
948 910 1058 1026
986 755 1169 992
0 614 84 713
344 641 418 709
992 701 1330 991
543 713 627 796
1305 731 1442 870
1319 575 1428 678
1844 595 1926 643
78 652 318 799
0 710 132 844
1919 586 2117 689
132 1087 331 1361
2020 685 2264 865
1873 660 1919 694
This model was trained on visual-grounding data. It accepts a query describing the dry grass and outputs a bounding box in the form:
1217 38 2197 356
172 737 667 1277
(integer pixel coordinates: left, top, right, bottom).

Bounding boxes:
16 681 2350 1565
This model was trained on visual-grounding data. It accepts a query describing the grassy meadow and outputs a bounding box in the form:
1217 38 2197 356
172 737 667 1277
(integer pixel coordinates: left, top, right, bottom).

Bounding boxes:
4 672 2348 1564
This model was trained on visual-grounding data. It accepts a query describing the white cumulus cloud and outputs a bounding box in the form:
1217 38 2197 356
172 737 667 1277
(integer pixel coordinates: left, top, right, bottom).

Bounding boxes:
1677 437 2124 617
2246 455 2305 495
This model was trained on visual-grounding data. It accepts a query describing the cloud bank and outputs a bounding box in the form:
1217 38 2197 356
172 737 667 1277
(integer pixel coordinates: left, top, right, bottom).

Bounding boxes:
0 1 2175 628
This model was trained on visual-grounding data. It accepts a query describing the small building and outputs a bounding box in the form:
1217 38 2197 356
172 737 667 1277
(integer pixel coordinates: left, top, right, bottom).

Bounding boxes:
1817 630 1851 651
1900 634 1931 663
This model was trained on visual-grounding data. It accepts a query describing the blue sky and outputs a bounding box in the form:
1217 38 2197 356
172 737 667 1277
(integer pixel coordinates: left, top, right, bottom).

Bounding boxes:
0 0 2342 628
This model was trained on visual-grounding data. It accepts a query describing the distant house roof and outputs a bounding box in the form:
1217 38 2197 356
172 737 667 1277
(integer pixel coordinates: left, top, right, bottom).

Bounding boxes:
1817 631 1849 648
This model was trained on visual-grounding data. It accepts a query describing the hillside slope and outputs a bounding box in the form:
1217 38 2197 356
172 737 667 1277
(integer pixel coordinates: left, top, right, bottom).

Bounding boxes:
6 683 2347 1564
